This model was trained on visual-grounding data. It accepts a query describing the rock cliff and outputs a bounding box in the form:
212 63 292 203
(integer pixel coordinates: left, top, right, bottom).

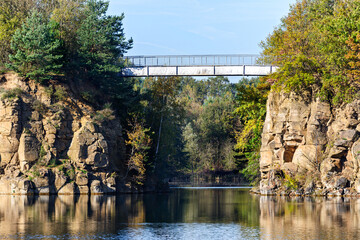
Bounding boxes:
259 89 360 196
0 73 129 194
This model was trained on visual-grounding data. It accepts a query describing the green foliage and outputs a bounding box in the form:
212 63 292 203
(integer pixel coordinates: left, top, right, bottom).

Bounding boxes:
145 76 238 174
54 85 67 101
261 0 360 104
234 78 270 184
0 0 35 66
80 91 93 102
92 105 115 124
125 114 152 185
50 0 87 55
39 145 47 160
284 173 299 190
48 158 59 168
7 10 63 82
241 152 260 185
0 88 23 100
65 167 75 179
75 0 132 82
44 86 54 97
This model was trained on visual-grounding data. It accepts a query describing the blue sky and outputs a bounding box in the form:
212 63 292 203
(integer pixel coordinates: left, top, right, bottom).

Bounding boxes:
108 0 296 56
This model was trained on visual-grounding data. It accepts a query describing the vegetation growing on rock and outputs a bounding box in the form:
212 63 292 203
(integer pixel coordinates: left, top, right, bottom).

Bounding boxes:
261 0 360 105
258 0 360 196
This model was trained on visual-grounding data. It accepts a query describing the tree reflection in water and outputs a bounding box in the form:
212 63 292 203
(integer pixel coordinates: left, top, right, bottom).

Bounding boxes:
0 189 359 239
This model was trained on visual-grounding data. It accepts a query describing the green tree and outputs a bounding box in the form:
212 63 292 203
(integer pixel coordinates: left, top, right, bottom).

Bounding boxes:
234 78 270 184
50 0 87 61
180 77 237 173
0 0 36 67
125 115 152 185
75 0 133 83
7 10 63 82
142 76 185 176
261 0 360 104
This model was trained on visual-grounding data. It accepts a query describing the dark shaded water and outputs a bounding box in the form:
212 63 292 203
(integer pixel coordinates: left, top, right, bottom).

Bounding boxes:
0 188 359 239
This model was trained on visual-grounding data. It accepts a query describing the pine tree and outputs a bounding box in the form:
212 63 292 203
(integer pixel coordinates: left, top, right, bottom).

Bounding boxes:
7 10 63 82
76 0 133 82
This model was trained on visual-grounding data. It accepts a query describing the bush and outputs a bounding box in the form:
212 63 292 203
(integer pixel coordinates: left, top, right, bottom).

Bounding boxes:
44 86 54 97
32 100 47 114
284 173 299 190
93 105 115 124
1 88 23 100
80 91 93 102
54 85 67 102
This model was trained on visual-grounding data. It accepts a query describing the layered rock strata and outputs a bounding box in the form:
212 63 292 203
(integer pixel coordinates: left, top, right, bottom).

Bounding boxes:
0 73 132 194
259 90 360 196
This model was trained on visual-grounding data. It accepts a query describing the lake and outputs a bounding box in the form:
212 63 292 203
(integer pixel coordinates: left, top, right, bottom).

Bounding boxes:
0 187 359 239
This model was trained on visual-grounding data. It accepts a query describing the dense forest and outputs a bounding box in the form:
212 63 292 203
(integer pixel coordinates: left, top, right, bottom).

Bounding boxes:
0 0 269 186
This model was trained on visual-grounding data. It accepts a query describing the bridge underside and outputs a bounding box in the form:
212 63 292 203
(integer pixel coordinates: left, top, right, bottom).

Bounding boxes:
122 65 277 77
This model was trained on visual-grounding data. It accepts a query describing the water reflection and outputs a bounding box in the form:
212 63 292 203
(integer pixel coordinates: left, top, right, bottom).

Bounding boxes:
0 189 359 239
0 188 260 239
259 196 360 240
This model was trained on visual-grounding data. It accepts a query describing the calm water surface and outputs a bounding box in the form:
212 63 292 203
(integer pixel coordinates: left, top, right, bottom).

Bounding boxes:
0 187 359 239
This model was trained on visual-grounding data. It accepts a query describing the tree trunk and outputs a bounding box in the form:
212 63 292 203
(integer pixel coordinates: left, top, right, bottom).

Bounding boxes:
154 111 163 169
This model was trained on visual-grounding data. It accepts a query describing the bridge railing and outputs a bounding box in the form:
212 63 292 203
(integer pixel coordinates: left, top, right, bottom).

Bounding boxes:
124 54 262 67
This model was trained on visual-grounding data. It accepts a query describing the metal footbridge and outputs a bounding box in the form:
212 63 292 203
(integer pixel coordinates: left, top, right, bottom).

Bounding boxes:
122 54 277 77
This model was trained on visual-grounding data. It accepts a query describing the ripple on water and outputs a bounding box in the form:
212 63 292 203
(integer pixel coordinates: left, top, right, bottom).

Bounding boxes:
1 223 259 240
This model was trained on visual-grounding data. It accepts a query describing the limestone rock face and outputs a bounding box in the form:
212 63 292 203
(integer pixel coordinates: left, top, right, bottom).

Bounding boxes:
0 73 126 195
260 90 360 196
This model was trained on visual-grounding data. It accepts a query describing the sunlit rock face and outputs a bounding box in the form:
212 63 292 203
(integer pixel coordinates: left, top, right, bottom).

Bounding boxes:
259 90 360 196
0 73 127 194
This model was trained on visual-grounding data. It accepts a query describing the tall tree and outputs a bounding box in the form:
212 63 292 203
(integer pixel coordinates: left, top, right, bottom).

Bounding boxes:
75 0 133 83
261 0 360 104
234 78 270 184
0 0 36 67
125 115 152 185
50 0 86 61
7 10 63 82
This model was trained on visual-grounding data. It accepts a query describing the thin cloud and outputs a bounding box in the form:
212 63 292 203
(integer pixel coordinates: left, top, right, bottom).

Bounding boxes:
126 11 181 17
135 41 180 53
187 26 236 41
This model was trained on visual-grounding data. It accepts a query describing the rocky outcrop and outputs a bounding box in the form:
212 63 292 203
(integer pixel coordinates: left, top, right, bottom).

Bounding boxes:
0 73 130 195
259 89 360 196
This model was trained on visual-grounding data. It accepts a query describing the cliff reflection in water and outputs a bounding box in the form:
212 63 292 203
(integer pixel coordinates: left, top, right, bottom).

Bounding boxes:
1 189 359 239
0 194 146 237
260 196 360 240
0 188 259 238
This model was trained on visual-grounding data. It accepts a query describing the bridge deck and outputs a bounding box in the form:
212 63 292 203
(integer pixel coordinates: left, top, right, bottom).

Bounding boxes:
122 54 277 77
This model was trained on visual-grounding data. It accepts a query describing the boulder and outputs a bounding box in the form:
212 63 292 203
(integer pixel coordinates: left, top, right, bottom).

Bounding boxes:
292 145 318 171
58 182 79 195
67 122 109 170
